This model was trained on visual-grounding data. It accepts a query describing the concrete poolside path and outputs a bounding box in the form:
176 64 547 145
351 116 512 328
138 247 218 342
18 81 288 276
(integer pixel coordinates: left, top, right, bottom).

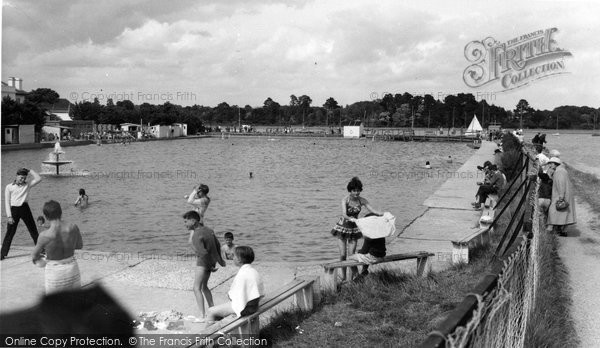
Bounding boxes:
385 140 499 270
0 247 320 334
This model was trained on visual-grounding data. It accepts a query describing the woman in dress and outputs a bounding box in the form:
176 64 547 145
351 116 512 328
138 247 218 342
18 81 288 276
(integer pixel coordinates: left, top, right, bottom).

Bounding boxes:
331 177 383 280
186 184 211 225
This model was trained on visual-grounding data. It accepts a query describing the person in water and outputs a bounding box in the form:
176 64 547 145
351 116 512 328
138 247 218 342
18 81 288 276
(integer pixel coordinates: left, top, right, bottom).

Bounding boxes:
186 184 210 225
74 188 89 208
331 177 383 281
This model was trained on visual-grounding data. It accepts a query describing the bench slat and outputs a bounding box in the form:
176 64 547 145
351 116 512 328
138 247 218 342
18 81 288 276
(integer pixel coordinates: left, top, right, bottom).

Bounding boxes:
455 227 491 244
323 252 434 270
193 278 316 345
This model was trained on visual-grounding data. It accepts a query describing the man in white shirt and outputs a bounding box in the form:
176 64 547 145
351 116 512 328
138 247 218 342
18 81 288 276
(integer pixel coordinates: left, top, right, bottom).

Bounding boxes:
2 168 42 260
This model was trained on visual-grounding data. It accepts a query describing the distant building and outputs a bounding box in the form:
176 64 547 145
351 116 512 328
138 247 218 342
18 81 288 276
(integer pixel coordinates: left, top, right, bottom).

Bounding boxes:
149 123 187 138
1 77 27 103
40 98 73 121
42 113 95 140
120 123 143 139
2 124 35 144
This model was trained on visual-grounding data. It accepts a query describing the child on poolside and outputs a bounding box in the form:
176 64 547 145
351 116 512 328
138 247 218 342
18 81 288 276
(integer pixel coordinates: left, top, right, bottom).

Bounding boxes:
221 232 236 261
74 188 88 208
206 246 264 323
331 177 383 281
184 211 225 320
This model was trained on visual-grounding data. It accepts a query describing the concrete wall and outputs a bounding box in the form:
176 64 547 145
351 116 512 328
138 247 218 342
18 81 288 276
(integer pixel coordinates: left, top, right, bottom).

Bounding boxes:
18 124 35 144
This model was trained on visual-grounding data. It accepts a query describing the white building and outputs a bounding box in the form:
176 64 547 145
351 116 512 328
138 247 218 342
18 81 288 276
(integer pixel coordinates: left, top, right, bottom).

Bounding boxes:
148 123 187 138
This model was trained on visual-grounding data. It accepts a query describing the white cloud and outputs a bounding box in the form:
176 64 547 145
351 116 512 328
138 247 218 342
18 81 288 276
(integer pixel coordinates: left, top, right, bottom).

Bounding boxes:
2 0 599 109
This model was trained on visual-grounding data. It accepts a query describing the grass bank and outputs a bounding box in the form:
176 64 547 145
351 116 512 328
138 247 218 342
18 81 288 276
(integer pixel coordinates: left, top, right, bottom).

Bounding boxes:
568 165 600 213
260 225 514 347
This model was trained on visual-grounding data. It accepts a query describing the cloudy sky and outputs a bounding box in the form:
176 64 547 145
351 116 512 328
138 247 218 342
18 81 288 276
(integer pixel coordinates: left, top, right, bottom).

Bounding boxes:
2 0 599 111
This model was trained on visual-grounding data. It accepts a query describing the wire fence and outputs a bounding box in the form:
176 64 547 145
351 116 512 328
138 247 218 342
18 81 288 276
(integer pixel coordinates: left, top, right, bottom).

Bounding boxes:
421 145 543 348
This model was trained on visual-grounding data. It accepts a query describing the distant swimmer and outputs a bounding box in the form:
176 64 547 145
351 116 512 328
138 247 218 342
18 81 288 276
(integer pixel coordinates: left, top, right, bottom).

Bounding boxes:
249 172 253 179
74 188 89 208
425 161 431 169
447 156 453 163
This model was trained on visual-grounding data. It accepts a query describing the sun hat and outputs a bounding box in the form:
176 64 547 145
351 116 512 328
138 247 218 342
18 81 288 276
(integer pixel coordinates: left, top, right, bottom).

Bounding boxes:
549 149 561 158
548 157 562 165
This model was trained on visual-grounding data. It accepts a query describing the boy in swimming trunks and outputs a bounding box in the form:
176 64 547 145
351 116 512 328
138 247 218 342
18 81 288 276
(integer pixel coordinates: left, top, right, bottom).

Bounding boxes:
184 211 225 320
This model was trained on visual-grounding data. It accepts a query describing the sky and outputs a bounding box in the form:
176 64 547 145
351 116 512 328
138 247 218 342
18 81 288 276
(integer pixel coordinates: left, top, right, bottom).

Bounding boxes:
1 0 599 111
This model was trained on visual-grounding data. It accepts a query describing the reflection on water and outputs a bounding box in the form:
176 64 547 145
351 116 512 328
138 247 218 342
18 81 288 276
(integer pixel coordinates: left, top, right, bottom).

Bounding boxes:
2 137 474 263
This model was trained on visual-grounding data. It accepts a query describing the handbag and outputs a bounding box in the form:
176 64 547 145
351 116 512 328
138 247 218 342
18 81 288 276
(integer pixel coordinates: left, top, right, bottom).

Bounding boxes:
555 198 569 211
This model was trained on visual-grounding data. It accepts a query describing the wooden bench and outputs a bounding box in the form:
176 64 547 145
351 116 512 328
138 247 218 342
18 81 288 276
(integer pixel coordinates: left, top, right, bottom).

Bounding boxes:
321 252 434 291
189 277 320 347
451 207 495 264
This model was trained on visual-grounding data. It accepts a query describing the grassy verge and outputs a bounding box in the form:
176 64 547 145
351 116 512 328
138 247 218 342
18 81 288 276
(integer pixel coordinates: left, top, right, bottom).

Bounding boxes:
524 221 579 347
567 165 600 213
260 221 512 347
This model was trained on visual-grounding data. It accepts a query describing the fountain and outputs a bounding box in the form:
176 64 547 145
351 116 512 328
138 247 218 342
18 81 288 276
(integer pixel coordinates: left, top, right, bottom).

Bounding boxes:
42 142 74 175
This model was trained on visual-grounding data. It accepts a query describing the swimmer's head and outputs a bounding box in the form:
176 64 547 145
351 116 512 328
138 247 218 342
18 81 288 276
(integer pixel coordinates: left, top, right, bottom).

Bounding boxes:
197 184 209 195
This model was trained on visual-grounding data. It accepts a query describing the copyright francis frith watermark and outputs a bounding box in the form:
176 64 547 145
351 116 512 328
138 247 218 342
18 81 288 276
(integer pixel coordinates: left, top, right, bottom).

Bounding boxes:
463 27 572 91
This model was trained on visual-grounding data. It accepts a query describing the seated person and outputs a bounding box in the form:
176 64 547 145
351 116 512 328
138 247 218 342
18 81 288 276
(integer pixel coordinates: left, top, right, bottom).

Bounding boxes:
348 213 386 279
206 246 264 323
472 164 505 210
477 160 493 172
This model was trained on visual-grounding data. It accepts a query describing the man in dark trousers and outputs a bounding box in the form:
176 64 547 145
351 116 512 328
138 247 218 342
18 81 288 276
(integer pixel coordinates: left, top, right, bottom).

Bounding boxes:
2 168 42 260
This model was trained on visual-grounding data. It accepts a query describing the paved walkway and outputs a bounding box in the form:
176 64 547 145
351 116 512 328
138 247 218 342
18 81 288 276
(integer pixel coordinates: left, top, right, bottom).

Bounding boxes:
558 198 600 347
386 140 498 269
0 141 498 336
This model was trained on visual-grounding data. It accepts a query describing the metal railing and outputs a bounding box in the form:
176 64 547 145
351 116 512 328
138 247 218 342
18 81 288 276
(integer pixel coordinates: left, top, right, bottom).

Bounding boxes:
420 143 540 348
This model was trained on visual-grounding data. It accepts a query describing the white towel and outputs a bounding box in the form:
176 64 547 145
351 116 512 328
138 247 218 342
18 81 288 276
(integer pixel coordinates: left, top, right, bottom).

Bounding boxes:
355 212 396 238
228 264 264 317
45 256 81 294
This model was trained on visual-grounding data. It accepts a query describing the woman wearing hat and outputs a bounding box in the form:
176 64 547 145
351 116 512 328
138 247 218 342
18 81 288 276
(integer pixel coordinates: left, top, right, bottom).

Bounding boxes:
546 157 576 236
2 168 42 260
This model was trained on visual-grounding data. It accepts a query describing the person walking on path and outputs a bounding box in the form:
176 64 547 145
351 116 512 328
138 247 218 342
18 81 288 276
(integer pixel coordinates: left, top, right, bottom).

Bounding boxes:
546 157 576 236
2 168 42 260
31 200 83 294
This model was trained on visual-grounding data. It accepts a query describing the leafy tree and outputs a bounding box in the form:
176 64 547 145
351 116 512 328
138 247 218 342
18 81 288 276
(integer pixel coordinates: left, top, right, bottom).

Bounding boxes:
514 99 533 128
1 97 45 131
26 88 60 104
380 93 396 113
298 95 312 125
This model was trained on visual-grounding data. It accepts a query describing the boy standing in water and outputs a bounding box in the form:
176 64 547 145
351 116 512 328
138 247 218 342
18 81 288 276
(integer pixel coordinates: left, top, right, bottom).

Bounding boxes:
221 232 236 261
183 211 225 321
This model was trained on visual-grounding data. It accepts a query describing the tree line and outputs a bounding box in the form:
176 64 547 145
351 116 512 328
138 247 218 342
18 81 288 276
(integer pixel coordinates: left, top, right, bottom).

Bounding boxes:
2 88 599 133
